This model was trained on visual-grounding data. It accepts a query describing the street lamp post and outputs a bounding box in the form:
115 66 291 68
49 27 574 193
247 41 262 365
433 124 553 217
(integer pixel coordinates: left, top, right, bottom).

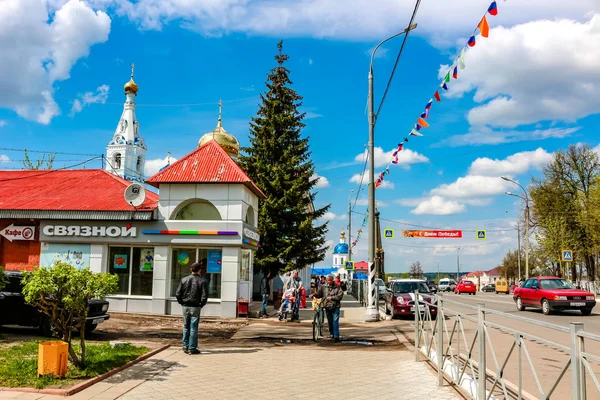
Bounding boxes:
366 23 417 322
502 176 530 279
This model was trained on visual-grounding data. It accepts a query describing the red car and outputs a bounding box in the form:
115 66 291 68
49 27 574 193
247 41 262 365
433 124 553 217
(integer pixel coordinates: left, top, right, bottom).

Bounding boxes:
513 276 596 316
384 279 437 318
455 280 477 295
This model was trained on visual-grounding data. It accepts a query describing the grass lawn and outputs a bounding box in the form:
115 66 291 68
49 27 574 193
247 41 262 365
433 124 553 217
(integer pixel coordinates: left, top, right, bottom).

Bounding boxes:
0 337 148 389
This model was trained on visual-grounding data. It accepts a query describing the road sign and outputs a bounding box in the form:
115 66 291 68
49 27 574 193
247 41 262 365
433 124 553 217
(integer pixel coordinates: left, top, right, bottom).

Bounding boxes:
562 250 573 262
476 230 486 240
345 261 355 270
0 224 36 242
402 230 462 238
384 228 395 239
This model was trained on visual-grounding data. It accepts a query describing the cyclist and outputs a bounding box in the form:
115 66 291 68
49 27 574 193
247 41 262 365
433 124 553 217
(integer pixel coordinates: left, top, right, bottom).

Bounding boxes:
311 274 343 342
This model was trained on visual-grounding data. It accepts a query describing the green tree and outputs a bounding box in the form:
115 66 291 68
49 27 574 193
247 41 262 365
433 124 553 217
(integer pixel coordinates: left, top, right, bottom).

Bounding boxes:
22 263 118 367
408 261 423 279
0 266 7 291
239 41 329 275
22 149 56 170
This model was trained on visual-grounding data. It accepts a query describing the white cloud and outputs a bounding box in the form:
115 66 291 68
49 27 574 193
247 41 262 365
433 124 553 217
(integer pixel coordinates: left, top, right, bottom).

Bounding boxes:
107 0 598 43
468 148 553 177
322 212 345 221
435 127 580 147
354 198 388 208
70 84 109 116
440 14 600 127
311 173 330 188
305 112 323 119
0 0 110 124
308 58 314 65
410 196 466 215
0 121 6 127
144 156 178 176
354 146 428 169
0 154 10 162
350 172 394 189
430 175 514 199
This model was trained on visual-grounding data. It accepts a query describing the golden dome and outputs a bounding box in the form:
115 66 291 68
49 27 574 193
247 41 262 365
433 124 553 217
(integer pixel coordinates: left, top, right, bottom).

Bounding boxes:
124 78 138 94
198 120 240 159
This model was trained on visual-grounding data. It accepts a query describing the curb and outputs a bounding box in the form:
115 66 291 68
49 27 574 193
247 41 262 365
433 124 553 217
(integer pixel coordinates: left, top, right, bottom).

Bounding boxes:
0 344 171 397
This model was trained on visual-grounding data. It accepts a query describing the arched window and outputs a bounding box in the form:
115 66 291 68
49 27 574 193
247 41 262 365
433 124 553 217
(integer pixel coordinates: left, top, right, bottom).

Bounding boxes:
114 153 122 169
245 205 255 226
173 199 221 221
136 156 142 172
334 256 338 265
341 257 345 264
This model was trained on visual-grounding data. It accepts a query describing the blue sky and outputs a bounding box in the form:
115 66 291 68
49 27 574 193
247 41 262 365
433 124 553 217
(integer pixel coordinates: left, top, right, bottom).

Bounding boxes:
2 0 600 273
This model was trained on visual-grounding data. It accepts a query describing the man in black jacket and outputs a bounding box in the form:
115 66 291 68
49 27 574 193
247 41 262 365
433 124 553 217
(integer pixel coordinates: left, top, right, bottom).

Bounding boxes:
260 272 271 318
176 261 208 354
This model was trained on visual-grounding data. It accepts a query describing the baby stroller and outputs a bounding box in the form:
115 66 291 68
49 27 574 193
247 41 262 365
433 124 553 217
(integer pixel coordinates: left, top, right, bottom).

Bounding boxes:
278 288 296 321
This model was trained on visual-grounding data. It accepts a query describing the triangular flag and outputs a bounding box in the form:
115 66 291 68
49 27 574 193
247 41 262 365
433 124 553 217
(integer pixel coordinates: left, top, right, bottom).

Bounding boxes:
445 72 451 83
393 150 398 156
453 65 458 79
434 91 441 102
422 108 430 119
488 1 498 16
425 99 433 110
392 158 399 165
417 117 429 128
459 49 466 69
397 143 404 151
404 138 408 142
410 129 423 137
415 123 422 131
385 167 390 175
442 82 448 91
468 35 476 47
478 16 490 38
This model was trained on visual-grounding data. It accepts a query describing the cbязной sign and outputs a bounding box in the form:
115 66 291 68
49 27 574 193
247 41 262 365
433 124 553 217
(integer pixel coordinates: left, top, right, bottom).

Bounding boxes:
402 230 462 238
42 225 137 238
0 224 35 242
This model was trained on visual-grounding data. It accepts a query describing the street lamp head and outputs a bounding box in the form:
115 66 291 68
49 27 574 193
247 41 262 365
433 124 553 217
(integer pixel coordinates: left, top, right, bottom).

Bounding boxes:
501 176 510 181
505 191 513 195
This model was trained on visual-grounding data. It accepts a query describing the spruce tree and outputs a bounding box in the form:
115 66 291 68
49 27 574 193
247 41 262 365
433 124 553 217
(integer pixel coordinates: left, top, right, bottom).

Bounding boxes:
239 41 330 275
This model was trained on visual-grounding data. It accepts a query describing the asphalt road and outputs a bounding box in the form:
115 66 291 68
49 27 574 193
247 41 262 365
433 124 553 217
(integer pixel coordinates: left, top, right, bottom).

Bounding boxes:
433 291 600 399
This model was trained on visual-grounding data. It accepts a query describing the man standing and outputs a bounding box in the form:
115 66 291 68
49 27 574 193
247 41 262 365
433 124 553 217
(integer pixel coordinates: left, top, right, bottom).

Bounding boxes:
287 270 303 321
175 261 208 354
312 274 343 342
260 272 271 318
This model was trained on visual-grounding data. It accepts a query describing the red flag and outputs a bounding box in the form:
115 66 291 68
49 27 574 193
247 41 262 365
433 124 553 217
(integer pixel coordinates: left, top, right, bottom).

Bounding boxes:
434 91 441 102
478 16 490 38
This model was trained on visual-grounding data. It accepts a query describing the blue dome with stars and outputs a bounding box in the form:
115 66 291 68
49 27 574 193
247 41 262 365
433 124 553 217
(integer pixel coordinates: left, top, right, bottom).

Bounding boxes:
333 243 349 254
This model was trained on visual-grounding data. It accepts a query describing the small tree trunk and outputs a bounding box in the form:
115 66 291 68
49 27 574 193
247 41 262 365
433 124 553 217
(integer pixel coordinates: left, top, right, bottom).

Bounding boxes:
79 322 86 366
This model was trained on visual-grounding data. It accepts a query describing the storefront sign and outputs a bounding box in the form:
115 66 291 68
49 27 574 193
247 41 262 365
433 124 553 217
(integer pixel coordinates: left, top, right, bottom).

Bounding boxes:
243 228 260 242
402 230 463 238
40 243 91 269
42 224 137 238
0 224 35 242
207 249 222 273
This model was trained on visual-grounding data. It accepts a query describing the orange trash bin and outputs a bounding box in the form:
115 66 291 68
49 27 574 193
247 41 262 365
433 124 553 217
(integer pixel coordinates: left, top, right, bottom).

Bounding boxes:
38 341 68 378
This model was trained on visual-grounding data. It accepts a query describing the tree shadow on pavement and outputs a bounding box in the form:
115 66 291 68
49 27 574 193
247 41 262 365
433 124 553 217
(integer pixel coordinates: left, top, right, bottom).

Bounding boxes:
103 359 185 384
198 348 263 355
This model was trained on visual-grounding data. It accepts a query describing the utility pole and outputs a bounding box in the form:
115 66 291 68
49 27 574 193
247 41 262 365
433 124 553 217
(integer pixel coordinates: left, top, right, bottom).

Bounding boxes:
348 190 353 263
517 221 521 282
437 262 440 284
525 203 530 279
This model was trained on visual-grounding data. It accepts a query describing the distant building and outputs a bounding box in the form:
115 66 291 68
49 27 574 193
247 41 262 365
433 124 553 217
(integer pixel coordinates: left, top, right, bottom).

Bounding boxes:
463 267 503 290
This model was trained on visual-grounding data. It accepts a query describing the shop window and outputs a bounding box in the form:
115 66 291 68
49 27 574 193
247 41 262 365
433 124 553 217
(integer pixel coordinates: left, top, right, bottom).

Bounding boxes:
240 250 252 281
170 248 222 299
108 246 154 296
173 199 221 221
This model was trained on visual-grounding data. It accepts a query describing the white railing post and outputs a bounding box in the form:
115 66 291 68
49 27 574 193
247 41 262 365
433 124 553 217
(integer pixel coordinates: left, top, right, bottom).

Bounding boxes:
478 304 486 400
437 297 444 387
415 289 420 362
570 322 586 399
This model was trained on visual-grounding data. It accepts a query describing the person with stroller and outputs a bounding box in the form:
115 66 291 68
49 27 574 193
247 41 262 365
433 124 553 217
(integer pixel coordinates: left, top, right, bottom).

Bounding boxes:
311 274 343 342
286 270 303 321
277 286 297 320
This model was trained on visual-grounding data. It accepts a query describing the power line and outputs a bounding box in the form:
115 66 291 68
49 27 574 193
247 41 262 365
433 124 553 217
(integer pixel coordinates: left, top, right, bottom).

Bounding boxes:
384 238 514 249
0 147 100 156
352 143 369 211
0 156 103 182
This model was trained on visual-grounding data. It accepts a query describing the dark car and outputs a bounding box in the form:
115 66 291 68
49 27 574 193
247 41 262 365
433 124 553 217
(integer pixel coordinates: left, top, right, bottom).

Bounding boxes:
0 271 110 336
482 283 496 292
384 279 437 318
426 280 438 293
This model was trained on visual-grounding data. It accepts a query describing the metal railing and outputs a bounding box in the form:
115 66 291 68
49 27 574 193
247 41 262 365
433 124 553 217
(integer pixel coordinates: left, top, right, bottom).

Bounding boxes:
351 279 369 306
413 291 600 399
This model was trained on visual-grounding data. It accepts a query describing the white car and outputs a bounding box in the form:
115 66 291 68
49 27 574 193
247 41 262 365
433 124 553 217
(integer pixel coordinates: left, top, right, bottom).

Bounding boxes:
375 278 386 298
438 278 457 292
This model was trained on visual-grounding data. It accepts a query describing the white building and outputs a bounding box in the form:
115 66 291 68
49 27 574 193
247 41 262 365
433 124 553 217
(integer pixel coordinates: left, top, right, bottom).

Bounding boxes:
333 231 349 281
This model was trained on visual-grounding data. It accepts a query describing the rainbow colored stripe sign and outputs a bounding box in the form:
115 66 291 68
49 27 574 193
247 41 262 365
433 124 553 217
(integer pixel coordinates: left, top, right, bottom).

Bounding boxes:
243 237 259 247
142 230 238 236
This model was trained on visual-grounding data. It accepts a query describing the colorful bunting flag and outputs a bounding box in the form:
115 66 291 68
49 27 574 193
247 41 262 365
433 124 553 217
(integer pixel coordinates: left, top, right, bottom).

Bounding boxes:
422 108 430 119
410 129 423 137
415 123 422 131
468 35 476 47
445 72 451 83
434 91 441 102
417 118 429 128
459 49 466 69
478 16 490 37
442 82 448 91
453 65 458 79
488 1 498 16
425 99 433 110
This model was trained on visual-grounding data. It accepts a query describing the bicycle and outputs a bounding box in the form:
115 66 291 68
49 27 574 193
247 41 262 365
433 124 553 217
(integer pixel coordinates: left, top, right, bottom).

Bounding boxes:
311 297 326 341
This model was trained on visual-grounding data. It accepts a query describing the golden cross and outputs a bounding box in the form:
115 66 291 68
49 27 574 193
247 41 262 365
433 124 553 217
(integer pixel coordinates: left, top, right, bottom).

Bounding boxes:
131 63 135 80
218 100 223 121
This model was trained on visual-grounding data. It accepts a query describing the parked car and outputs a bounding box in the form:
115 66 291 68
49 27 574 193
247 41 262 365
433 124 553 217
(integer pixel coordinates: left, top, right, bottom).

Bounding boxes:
375 278 386 298
481 283 496 292
384 279 437 318
438 278 457 292
426 280 438 293
495 279 510 294
513 276 596 316
0 271 111 336
455 280 477 295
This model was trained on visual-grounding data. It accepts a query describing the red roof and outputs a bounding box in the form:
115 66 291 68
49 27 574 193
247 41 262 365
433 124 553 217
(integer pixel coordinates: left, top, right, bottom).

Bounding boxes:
486 267 502 276
0 169 158 211
146 140 266 198
464 270 486 277
354 261 368 270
